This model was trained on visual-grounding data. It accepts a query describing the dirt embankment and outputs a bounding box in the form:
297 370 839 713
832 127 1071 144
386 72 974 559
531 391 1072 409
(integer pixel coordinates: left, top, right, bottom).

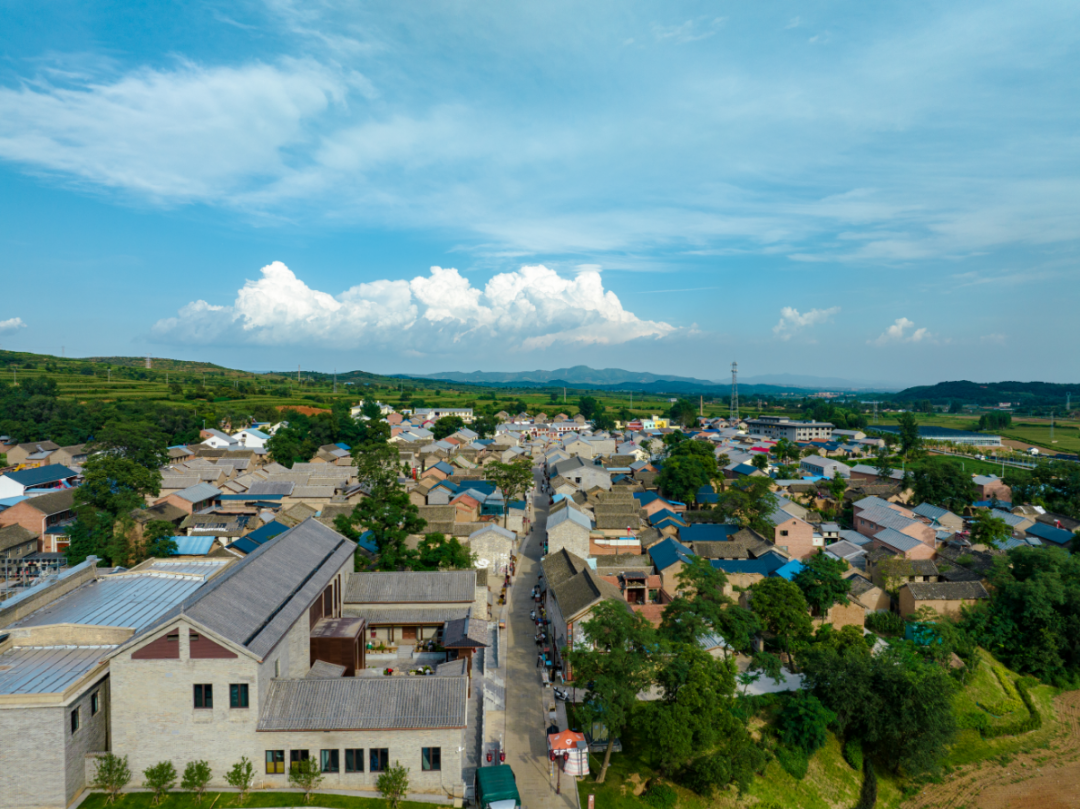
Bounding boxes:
906 691 1080 809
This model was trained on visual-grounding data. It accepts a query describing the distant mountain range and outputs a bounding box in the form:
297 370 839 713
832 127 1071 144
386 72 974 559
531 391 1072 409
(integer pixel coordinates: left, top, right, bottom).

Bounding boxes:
404 366 900 392
894 380 1080 406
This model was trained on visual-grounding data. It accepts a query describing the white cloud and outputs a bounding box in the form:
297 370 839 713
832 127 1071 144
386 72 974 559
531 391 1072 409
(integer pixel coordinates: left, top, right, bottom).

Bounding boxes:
152 261 674 351
0 317 26 334
0 60 349 200
870 317 934 346
772 306 840 340
980 333 1006 345
652 18 726 44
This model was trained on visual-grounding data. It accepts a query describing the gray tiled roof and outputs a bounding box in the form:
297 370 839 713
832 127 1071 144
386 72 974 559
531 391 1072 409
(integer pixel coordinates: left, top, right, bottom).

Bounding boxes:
873 527 925 553
346 607 470 625
173 483 222 503
247 481 295 496
345 570 477 604
858 505 921 532
306 660 347 679
904 581 989 601
442 614 490 648
132 519 355 659
258 675 468 731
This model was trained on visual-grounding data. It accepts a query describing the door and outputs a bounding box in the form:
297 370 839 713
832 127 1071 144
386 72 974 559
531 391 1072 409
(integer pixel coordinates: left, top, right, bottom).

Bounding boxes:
401 626 417 641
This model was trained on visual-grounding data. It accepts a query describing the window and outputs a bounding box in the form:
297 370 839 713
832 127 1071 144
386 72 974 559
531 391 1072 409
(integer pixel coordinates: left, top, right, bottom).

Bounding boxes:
369 748 389 773
422 747 441 772
321 749 340 773
780 530 789 537
91 691 100 716
167 632 180 643
193 683 213 709
345 749 364 773
275 660 280 678
290 749 310 772
70 707 80 734
230 683 249 708
265 750 285 774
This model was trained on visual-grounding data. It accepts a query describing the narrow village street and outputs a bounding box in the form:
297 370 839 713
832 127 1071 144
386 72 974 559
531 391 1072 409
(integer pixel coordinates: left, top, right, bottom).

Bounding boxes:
500 466 579 809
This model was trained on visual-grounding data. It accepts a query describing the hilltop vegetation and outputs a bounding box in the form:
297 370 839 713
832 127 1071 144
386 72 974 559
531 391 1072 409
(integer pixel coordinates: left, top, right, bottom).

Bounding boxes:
895 380 1080 408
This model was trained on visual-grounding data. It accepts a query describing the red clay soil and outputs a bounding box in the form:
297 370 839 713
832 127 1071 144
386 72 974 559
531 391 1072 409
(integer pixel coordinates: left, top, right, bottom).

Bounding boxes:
276 405 331 416
907 691 1080 809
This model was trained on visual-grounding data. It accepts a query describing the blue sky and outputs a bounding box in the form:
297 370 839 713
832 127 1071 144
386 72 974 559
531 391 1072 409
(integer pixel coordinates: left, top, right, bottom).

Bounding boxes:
1 1 1077 386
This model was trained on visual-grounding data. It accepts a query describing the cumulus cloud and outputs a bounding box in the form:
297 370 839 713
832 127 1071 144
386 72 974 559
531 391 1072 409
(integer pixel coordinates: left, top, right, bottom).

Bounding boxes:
152 261 674 351
0 317 26 334
870 317 933 346
772 306 840 341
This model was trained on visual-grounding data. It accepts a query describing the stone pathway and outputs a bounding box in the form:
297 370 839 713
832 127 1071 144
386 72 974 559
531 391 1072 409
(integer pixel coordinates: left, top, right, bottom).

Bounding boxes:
500 471 579 809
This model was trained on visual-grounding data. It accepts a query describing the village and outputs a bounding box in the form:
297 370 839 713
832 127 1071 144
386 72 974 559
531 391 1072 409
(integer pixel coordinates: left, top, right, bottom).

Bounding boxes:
1 392 1076 809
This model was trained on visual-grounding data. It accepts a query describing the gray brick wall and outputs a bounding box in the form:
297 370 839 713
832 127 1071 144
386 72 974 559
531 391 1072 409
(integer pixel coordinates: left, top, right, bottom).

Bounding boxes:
0 705 66 809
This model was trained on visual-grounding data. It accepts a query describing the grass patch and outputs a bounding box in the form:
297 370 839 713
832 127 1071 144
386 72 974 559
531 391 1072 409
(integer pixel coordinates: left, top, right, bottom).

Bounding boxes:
78 793 441 809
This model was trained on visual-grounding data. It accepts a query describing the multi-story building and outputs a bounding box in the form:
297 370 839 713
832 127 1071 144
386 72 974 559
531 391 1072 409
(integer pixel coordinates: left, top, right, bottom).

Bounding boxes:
744 416 834 442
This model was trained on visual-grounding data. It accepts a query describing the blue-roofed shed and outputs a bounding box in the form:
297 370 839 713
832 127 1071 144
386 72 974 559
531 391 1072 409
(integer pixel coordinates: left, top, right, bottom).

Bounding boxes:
634 491 662 507
648 537 695 571
649 509 687 528
243 521 289 546
696 485 719 505
773 560 806 580
433 461 455 476
334 442 351 451
356 530 378 556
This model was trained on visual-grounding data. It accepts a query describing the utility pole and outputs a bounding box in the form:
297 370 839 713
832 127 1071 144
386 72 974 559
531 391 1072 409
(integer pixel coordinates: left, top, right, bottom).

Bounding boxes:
298 364 301 384
563 387 566 404
333 369 337 395
729 361 739 422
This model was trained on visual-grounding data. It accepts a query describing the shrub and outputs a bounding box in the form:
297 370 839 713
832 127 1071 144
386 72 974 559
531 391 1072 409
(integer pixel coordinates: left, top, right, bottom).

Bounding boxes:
288 757 324 803
956 711 990 732
91 753 131 804
865 611 905 636
679 753 732 797
779 693 835 755
642 782 678 809
181 760 212 803
843 738 864 771
225 757 255 803
981 665 1024 715
377 761 410 809
775 745 809 781
143 761 177 806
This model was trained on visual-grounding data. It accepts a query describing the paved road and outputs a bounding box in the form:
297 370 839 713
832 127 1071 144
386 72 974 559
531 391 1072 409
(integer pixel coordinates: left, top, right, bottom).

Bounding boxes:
501 468 578 809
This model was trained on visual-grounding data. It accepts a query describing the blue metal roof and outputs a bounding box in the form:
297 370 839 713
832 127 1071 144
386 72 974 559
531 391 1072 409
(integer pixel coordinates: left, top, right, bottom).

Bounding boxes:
218 493 284 501
773 560 806 580
974 500 1013 509
3 466 77 487
1025 521 1074 546
634 491 662 507
227 537 260 555
681 523 739 542
357 530 378 555
433 461 455 475
648 537 695 571
244 521 290 545
650 509 687 528
711 551 788 576
171 536 216 556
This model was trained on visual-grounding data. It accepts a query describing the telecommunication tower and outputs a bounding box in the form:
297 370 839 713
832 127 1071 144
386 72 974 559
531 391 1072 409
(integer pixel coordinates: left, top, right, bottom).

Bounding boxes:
729 361 739 421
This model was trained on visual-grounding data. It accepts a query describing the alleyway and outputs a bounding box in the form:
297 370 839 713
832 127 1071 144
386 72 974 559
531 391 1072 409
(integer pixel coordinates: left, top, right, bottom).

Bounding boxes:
499 466 579 809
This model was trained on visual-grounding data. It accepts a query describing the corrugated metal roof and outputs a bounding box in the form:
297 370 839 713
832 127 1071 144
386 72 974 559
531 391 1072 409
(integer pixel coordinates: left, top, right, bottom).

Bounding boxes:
248 481 295 496
14 573 207 631
170 536 217 555
147 560 230 577
345 570 476 604
0 645 116 695
858 505 922 533
306 660 347 679
258 676 468 731
3 466 77 487
173 483 222 503
873 527 925 553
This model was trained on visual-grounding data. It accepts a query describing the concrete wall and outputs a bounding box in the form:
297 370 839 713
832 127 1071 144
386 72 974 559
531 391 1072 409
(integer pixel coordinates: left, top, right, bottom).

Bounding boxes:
898 590 979 620
772 518 816 560
0 705 67 809
468 532 514 576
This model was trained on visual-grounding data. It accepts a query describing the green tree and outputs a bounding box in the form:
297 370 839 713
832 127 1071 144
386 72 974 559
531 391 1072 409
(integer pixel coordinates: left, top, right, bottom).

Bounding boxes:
715 477 779 536
656 440 722 506
77 454 162 515
827 473 847 508
873 445 895 480
360 399 383 420
592 412 617 432
793 552 851 615
180 760 212 804
225 757 255 803
569 600 658 783
659 557 759 657
668 399 697 428
912 463 978 512
751 453 769 472
288 756 323 803
376 761 410 809
413 533 476 570
896 412 921 457
91 753 131 805
343 487 426 570
88 420 170 469
143 761 177 806
143 519 179 559
578 396 604 421
350 420 400 490
432 415 465 439
779 692 836 754
486 458 534 528
970 509 1011 549
750 577 812 670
